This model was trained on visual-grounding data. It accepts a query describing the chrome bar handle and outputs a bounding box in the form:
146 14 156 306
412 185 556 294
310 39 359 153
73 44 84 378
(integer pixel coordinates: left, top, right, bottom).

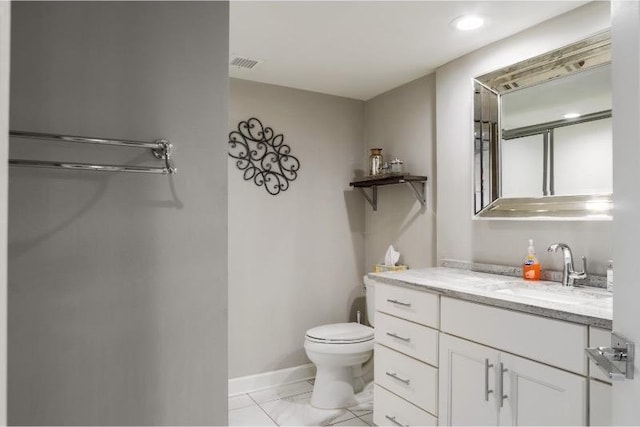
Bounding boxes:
499 362 508 408
386 371 411 385
387 298 411 307
484 359 494 401
581 256 588 275
386 332 411 342
385 415 406 427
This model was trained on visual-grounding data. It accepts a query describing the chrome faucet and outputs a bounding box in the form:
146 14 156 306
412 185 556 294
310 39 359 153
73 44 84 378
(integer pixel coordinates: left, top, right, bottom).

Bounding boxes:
547 243 587 287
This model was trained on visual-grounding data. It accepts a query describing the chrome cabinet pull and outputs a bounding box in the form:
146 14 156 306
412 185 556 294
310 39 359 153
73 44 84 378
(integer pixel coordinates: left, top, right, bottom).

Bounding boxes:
385 371 411 385
484 358 494 401
386 298 411 307
498 362 508 408
385 415 407 427
386 332 411 342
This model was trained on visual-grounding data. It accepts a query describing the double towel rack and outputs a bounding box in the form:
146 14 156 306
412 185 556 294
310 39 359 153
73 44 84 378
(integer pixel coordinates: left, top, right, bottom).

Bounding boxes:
8 130 177 175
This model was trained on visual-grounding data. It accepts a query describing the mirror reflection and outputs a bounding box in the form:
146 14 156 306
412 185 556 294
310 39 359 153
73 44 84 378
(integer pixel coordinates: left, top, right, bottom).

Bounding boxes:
500 64 611 198
473 31 612 218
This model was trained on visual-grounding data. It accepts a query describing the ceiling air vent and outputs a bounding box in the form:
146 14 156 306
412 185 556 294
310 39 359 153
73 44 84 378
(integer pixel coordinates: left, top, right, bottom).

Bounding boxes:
230 55 262 70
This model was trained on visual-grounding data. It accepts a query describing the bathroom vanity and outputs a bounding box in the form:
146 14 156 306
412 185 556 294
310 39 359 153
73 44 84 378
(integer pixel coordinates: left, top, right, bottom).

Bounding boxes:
369 267 613 427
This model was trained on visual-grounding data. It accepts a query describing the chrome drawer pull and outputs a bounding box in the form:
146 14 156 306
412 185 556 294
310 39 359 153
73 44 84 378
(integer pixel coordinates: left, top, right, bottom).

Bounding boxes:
385 371 411 385
484 358 494 401
385 415 407 427
499 362 508 408
386 332 411 342
387 298 411 307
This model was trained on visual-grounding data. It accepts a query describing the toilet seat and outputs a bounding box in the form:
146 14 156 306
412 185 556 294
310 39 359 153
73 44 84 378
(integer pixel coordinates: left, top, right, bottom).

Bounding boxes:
305 322 374 344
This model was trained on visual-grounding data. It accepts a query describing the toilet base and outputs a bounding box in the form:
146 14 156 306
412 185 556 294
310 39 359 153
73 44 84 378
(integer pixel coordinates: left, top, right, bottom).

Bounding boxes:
310 365 358 409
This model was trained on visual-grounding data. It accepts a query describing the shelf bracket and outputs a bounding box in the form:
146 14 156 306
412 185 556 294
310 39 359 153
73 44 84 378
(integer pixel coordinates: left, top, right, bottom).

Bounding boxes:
407 181 427 207
357 186 378 211
350 175 427 212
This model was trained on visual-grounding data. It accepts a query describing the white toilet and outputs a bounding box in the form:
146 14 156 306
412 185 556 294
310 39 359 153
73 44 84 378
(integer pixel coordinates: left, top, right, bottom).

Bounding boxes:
304 277 376 409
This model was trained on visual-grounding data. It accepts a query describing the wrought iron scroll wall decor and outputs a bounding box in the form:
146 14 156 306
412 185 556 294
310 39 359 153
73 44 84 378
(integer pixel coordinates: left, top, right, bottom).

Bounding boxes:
228 117 300 195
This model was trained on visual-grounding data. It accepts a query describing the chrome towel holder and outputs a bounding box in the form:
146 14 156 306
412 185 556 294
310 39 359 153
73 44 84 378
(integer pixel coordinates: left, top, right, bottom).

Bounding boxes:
8 130 176 175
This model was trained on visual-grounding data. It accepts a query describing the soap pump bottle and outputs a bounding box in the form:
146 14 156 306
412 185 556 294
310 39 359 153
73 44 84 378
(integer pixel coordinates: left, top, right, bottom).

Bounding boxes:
523 239 541 281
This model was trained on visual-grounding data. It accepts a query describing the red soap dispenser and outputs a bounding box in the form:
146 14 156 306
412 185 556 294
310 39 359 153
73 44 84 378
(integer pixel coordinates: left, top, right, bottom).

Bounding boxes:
523 239 541 281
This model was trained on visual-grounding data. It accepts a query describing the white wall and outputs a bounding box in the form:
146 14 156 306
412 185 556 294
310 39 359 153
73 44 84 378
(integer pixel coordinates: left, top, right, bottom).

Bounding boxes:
228 79 365 378
9 2 228 424
436 2 613 274
0 2 9 424
611 1 640 423
363 74 437 270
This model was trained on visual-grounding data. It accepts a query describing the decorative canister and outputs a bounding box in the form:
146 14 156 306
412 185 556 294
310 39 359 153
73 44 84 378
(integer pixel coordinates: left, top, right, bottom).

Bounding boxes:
390 157 404 174
369 148 383 175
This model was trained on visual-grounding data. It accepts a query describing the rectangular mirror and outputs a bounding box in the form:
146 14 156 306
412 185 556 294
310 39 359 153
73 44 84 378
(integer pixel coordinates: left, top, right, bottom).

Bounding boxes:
473 31 612 219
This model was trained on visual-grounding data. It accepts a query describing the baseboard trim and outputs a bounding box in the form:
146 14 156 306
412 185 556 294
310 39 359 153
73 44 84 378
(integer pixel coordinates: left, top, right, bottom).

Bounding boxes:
228 363 316 396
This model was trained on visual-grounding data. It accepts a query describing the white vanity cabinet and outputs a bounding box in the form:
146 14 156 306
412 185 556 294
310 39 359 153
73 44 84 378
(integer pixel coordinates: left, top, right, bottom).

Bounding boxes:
439 296 587 426
438 333 500 426
439 333 585 426
497 350 586 426
373 284 440 426
372 279 605 426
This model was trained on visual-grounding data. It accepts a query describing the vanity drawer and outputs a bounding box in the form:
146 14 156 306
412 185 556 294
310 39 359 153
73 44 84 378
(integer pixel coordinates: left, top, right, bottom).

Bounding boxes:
374 343 437 415
374 384 437 426
440 297 588 374
589 327 613 384
375 283 439 328
375 311 438 366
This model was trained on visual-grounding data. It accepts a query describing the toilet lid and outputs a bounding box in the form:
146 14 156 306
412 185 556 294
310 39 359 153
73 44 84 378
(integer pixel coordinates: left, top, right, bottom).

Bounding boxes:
305 323 374 344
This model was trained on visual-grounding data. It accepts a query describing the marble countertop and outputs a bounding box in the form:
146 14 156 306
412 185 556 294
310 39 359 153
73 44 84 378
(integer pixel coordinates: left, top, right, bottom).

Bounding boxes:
368 267 612 329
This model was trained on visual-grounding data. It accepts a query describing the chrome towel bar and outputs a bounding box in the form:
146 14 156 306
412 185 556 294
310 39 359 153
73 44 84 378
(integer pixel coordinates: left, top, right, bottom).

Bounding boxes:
8 130 176 175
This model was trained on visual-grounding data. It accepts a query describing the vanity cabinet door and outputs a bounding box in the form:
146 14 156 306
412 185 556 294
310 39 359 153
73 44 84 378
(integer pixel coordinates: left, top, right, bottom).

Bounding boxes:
439 333 500 426
498 352 586 426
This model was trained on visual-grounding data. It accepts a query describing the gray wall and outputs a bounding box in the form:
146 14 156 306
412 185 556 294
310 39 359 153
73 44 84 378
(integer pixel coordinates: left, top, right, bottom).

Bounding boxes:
228 79 365 378
9 2 228 425
363 74 437 270
0 3 9 424
435 2 613 274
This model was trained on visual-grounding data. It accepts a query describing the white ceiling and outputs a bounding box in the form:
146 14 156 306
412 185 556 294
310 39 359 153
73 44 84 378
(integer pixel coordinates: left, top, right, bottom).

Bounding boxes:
230 1 589 100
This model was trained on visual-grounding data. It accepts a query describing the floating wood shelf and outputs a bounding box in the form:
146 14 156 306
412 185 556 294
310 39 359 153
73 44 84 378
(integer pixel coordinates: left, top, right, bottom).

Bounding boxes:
349 174 427 211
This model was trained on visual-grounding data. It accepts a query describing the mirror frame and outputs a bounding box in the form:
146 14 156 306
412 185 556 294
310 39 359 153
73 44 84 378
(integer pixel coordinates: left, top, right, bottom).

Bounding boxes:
473 31 612 220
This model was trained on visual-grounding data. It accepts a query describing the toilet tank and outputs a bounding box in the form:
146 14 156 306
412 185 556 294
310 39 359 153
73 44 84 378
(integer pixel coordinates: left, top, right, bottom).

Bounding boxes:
363 276 376 327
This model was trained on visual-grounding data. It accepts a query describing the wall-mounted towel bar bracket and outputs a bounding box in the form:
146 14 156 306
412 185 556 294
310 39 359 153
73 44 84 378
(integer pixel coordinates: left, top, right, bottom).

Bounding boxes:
349 174 427 211
151 139 177 174
8 130 177 175
585 331 635 380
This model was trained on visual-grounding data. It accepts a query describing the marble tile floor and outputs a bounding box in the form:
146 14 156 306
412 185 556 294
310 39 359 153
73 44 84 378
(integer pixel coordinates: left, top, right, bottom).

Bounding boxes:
228 380 374 426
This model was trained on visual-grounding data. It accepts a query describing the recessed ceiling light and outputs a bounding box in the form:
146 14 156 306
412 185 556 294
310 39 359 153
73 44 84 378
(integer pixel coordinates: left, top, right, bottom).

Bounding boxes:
564 112 581 119
451 15 485 31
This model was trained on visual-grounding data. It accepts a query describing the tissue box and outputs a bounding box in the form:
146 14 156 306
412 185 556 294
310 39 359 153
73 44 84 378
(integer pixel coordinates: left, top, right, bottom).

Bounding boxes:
374 264 408 273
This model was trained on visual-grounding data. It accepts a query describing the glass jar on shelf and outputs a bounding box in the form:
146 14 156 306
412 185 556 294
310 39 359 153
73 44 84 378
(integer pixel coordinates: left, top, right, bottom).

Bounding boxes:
369 148 383 176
